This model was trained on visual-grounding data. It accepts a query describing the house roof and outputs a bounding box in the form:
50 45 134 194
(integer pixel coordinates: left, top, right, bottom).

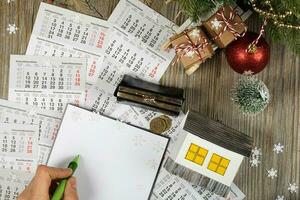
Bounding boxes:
183 111 253 157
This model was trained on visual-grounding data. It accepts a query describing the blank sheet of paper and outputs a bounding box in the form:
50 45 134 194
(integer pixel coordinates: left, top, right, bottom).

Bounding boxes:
47 105 169 200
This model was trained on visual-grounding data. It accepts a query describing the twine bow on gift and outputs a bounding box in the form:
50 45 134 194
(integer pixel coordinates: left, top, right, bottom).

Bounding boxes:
173 30 209 64
213 6 247 40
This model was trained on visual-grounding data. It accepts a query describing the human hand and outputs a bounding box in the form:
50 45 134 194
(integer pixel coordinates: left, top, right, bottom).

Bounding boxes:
18 165 79 200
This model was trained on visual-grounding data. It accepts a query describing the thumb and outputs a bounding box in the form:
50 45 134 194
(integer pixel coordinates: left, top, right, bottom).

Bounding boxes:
63 177 79 200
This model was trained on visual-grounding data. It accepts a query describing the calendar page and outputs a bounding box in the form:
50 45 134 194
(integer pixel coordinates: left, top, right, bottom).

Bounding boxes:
193 184 245 200
152 168 245 200
99 26 172 84
151 168 202 200
0 168 33 200
26 2 110 86
0 123 39 173
8 55 86 113
0 99 63 165
108 0 177 58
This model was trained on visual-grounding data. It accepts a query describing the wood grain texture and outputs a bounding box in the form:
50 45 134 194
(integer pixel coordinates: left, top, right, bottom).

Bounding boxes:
0 0 299 199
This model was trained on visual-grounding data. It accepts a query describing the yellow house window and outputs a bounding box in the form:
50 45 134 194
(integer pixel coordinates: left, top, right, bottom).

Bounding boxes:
185 143 208 166
207 153 230 176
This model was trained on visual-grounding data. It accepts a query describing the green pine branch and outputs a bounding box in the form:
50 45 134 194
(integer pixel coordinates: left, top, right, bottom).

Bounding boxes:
172 0 300 53
253 0 300 54
174 0 234 22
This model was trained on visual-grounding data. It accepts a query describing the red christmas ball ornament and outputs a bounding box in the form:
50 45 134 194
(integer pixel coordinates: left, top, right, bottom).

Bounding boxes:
225 32 270 75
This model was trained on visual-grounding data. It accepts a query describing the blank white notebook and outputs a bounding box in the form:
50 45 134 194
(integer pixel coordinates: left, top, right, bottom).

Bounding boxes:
48 105 169 200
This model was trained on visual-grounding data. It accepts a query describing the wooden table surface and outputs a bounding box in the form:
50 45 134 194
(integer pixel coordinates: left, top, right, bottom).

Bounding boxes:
0 0 299 199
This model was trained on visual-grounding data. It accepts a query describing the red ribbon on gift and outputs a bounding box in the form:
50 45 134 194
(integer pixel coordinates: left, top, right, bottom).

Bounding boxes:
173 30 209 64
213 6 247 41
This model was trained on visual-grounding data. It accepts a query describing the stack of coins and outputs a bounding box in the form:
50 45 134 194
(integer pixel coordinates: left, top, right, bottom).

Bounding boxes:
150 115 172 134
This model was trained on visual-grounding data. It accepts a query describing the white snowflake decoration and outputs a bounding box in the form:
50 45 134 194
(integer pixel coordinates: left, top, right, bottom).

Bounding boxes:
43 60 52 67
146 159 158 170
288 183 298 193
251 147 262 157
267 168 278 179
133 135 146 147
87 112 99 122
152 141 165 153
27 109 36 117
185 51 195 58
189 29 200 39
9 172 17 181
136 184 144 191
250 147 262 167
259 89 270 101
115 120 124 130
6 23 18 34
243 70 254 76
210 18 222 30
70 110 83 122
250 158 260 167
71 14 81 24
152 13 159 23
273 143 284 154
275 195 284 200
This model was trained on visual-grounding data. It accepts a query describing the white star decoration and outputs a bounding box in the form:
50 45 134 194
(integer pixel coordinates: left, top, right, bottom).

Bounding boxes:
189 29 200 39
185 51 195 58
288 183 298 193
273 143 284 154
267 168 278 179
275 195 285 200
210 18 222 30
7 23 18 34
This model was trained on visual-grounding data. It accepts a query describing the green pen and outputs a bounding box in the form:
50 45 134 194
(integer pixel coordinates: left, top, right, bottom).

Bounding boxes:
51 155 80 200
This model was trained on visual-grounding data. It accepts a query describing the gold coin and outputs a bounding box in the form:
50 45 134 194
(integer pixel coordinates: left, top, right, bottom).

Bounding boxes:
150 117 167 134
150 115 173 134
160 115 172 131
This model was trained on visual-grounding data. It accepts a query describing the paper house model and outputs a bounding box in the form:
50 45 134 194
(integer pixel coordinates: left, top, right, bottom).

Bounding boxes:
165 111 253 197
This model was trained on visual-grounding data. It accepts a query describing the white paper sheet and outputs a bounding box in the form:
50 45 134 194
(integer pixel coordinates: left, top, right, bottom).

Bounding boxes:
0 168 33 200
0 99 62 165
48 105 169 200
8 55 86 113
0 123 39 173
108 0 177 61
26 2 110 86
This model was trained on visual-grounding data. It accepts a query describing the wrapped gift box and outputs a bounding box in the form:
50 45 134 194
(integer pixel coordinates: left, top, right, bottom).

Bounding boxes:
203 5 247 48
166 27 214 75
